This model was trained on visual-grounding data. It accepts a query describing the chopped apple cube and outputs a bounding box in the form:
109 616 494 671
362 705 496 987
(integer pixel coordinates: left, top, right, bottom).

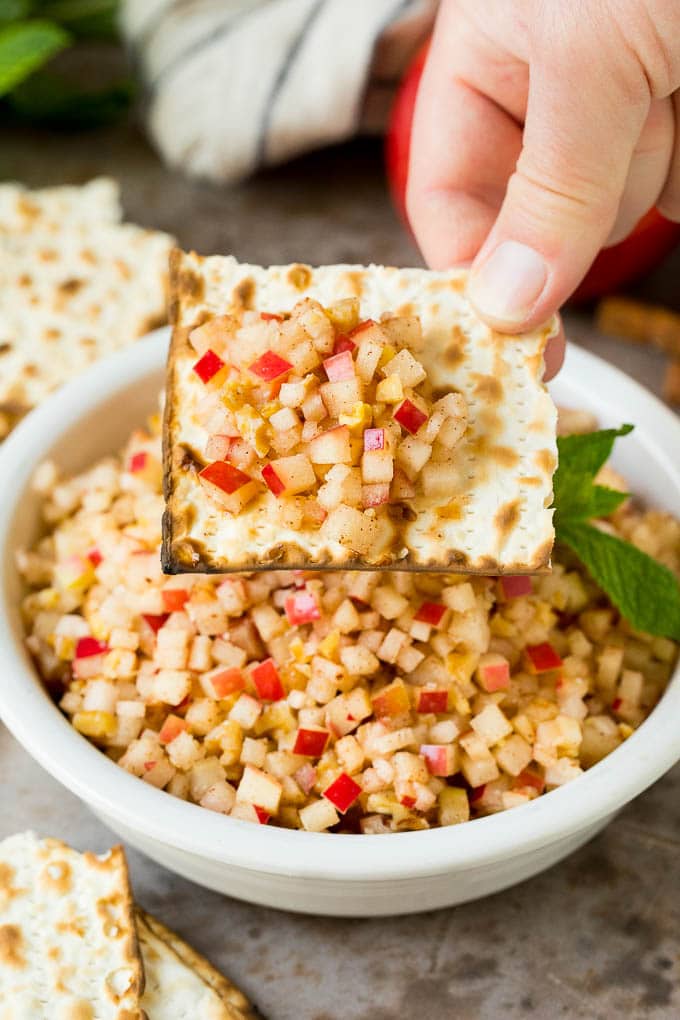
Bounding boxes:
237 764 283 814
379 348 426 387
299 798 340 831
308 425 352 464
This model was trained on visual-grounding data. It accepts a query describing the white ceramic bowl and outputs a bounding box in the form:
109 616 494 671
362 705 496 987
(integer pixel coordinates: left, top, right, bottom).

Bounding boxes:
1 330 679 917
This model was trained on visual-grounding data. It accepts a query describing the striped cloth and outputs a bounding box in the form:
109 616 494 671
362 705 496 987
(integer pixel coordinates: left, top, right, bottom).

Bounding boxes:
121 0 437 184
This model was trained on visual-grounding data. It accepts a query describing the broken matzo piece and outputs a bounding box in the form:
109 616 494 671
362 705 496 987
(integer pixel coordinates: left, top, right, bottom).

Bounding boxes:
0 178 174 417
163 252 558 573
0 831 144 1019
137 909 260 1020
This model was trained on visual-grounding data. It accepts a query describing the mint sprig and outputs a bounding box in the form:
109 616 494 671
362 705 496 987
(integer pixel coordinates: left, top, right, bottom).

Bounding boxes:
553 425 680 640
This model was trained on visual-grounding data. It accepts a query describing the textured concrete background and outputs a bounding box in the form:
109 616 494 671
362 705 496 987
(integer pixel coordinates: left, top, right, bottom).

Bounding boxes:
1 122 679 1020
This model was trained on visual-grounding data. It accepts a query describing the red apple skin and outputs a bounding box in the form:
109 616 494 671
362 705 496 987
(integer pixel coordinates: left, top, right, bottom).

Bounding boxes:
293 727 330 757
416 689 449 713
414 601 446 626
372 682 410 718
526 642 563 673
285 591 321 625
333 335 356 355
394 399 428 435
479 662 510 693
363 428 385 451
500 575 533 599
385 40 680 300
199 461 252 495
323 350 355 382
75 637 109 658
262 462 286 496
193 348 226 383
128 451 148 473
254 806 271 824
211 668 245 697
260 312 284 322
142 613 169 633
161 589 189 612
251 658 285 701
248 350 293 382
348 319 377 339
420 744 455 777
323 772 362 813
159 714 187 744
361 483 391 508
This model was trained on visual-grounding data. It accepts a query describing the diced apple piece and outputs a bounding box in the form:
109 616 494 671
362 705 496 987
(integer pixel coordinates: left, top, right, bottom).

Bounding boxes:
325 687 372 736
301 389 327 421
414 602 447 627
293 297 335 353
421 744 457 776
287 339 321 375
198 462 258 514
251 658 285 701
363 428 384 451
361 483 390 508
193 349 226 384
269 406 300 432
438 416 467 448
379 348 426 387
500 575 533 599
201 666 245 699
372 680 410 719
237 764 283 814
338 644 379 676
317 465 362 510
279 377 311 407
526 642 563 673
438 787 470 826
326 297 360 333
471 704 513 746
476 653 511 692
323 772 362 813
396 436 432 478
263 454 316 496
333 335 356 354
285 590 321 625
375 375 404 403
319 504 380 555
320 379 363 417
293 727 329 757
205 434 233 461
308 425 352 464
248 350 293 382
390 468 416 501
416 688 449 713
299 798 340 832
354 333 387 383
188 315 236 355
323 350 355 382
361 449 394 484
394 399 428 435
159 714 187 744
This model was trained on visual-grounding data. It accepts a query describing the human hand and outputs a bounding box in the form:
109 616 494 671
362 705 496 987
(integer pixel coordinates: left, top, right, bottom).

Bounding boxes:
407 0 680 377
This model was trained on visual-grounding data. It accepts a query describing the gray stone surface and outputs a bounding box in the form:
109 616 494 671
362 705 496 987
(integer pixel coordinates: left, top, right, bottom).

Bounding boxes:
1 123 679 1019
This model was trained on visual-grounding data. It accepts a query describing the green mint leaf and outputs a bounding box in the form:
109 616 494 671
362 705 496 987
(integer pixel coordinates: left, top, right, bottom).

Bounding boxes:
553 425 633 525
0 19 70 97
558 520 680 640
0 1 34 25
32 0 118 38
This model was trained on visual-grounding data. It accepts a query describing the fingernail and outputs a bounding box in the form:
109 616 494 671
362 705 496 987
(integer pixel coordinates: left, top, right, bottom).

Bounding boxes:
468 241 547 326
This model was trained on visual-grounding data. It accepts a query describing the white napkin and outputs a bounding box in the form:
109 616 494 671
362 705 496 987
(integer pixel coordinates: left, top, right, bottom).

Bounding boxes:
121 0 437 184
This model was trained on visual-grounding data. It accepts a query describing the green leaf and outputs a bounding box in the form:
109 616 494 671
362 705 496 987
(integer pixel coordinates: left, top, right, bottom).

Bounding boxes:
0 19 69 97
558 521 680 640
8 68 133 125
553 425 634 525
32 0 118 38
0 1 34 25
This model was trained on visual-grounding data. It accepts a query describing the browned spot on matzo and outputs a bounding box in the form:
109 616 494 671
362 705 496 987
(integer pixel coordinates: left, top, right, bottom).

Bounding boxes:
536 448 557 474
0 925 25 968
495 499 521 537
40 859 72 894
233 277 255 308
472 374 503 403
287 264 311 289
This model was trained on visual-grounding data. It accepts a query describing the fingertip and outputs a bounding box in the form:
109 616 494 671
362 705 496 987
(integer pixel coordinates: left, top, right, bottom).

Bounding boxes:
543 320 566 381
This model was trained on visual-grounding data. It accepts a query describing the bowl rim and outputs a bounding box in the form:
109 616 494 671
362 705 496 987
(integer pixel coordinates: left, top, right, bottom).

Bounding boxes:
0 330 679 882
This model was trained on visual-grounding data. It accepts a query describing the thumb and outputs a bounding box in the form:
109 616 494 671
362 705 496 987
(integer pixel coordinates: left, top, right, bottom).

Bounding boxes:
468 45 649 332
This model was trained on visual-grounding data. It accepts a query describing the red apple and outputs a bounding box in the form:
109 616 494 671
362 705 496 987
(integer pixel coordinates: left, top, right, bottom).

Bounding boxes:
75 637 109 658
308 425 352 464
211 667 245 698
159 714 187 744
128 451 148 473
87 549 102 567
363 428 385 451
254 806 271 824
142 613 169 633
248 350 293 382
323 350 356 382
261 462 286 496
394 399 428 435
251 658 285 701
400 794 417 808
421 744 456 776
361 483 391 508
161 589 189 612
293 727 330 757
500 575 533 599
514 769 545 794
333 335 356 355
199 461 252 495
414 602 446 626
477 654 511 692
285 590 321 625
323 772 362 813
526 642 563 673
260 312 284 322
348 319 376 340
416 689 448 713
193 349 226 384
372 681 410 718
